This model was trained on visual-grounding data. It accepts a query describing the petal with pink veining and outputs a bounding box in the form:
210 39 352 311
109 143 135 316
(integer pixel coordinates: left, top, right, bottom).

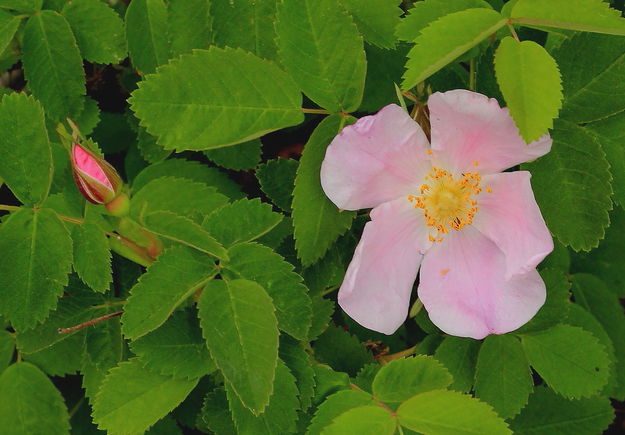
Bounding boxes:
338 197 431 335
321 104 431 211
418 226 546 339
428 90 552 174
474 171 553 279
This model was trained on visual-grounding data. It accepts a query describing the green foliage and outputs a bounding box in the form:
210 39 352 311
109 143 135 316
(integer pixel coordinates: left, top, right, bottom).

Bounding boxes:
22 11 85 122
61 0 127 64
402 8 506 90
0 208 72 331
280 336 316 411
0 331 13 372
359 44 409 113
307 390 374 435
0 93 51 206
72 221 112 293
520 324 610 398
198 279 279 414
314 325 374 376
0 11 20 55
495 37 562 142
92 358 198 434
523 119 612 251
339 0 402 49
434 336 481 392
168 0 212 57
204 139 262 171
0 362 69 435
321 406 396 435
122 246 216 340
0 0 41 13
275 0 366 112
130 46 304 150
292 115 356 265
256 158 298 212
125 0 170 75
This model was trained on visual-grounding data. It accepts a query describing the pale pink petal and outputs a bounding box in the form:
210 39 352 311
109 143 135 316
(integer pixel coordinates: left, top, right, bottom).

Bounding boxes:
73 144 113 189
338 197 431 334
473 172 553 279
321 104 431 210
428 90 552 175
418 226 546 339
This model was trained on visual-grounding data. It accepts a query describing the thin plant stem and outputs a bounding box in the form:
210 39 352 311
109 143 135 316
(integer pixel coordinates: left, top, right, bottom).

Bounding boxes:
469 58 477 91
376 345 418 364
57 311 123 334
350 383 397 416
301 108 330 114
507 23 520 42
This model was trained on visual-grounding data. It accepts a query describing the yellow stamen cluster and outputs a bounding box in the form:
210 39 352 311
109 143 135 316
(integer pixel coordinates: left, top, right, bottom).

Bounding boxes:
408 167 482 242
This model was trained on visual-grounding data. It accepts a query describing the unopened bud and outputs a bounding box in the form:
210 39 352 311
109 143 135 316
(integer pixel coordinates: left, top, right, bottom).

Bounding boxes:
71 143 122 205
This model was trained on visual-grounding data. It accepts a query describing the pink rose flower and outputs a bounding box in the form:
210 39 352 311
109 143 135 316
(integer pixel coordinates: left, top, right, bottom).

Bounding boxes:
320 90 554 339
71 143 122 205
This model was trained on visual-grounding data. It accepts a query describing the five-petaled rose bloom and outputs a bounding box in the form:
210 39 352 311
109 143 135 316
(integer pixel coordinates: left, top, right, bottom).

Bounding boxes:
71 142 122 205
320 90 554 339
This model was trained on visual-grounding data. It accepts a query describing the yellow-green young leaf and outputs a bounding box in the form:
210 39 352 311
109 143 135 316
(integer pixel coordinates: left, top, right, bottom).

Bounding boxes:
72 221 112 293
521 324 610 398
0 93 51 206
211 0 279 61
510 0 625 36
22 11 85 121
292 115 356 265
222 242 312 340
122 246 217 340
0 10 20 54
92 359 198 434
168 0 212 57
495 37 562 142
397 390 512 435
125 0 170 75
307 390 376 435
142 211 228 260
372 356 452 404
402 8 506 90
0 0 41 13
198 279 279 414
396 0 492 42
275 0 366 112
226 359 299 434
0 208 72 331
339 0 402 49
522 120 612 251
62 0 127 64
321 406 396 435
130 47 303 150
474 335 533 419
0 363 69 434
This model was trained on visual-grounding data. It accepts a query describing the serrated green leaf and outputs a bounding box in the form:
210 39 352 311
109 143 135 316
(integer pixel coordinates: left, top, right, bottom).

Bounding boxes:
198 279 279 414
292 115 356 265
509 386 614 435
309 296 335 341
62 0 126 64
339 0 401 49
321 405 396 435
22 11 85 121
571 274 625 399
73 221 112 293
84 314 123 372
75 96 101 136
0 10 20 55
131 308 216 379
0 93 52 206
314 325 374 376
256 158 298 212
142 211 228 259
132 158 244 200
168 0 212 57
122 246 217 340
275 0 366 112
311 365 350 406
307 390 374 435
211 0 278 61
0 208 72 331
145 416 183 435
372 356 452 404
222 242 312 340
555 33 625 123
136 125 171 164
402 8 506 90
125 0 170 75
130 46 303 150
203 138 261 171
522 119 612 251
0 331 14 373
0 0 41 13
130 176 229 222
510 0 625 35
359 43 409 113
396 0 492 42
474 335 533 419
585 121 625 208
23 326 84 376
494 37 562 142
352 363 380 392
226 359 299 434
433 336 480 392
280 336 315 411
0 363 69 435
201 387 237 435
92 358 198 434
397 389 511 435
203 198 283 247
520 324 610 398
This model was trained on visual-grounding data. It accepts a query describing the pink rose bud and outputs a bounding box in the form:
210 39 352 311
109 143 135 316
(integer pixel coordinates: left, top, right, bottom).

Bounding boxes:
71 143 122 205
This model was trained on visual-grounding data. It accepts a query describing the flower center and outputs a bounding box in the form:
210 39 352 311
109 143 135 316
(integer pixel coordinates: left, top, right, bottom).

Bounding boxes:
408 167 482 242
